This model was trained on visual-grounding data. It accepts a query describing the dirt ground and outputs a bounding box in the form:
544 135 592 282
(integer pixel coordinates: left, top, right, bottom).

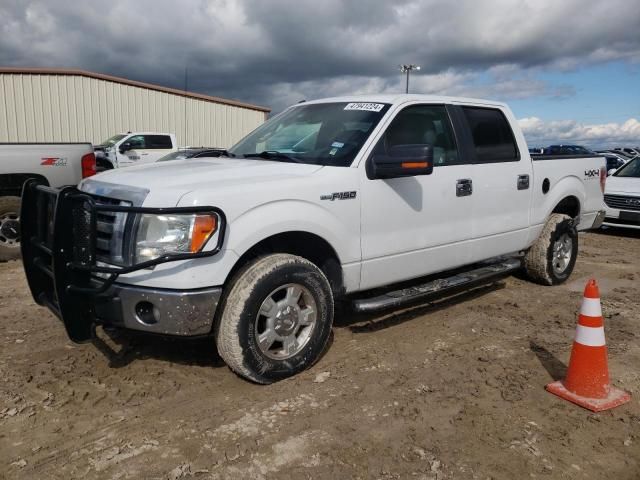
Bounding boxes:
1 228 639 480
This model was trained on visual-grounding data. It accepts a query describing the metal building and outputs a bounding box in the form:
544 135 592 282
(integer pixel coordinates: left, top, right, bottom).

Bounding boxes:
0 68 270 147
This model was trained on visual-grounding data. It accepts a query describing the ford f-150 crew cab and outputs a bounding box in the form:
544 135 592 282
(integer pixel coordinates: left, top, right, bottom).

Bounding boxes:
21 95 606 383
94 132 177 170
0 142 96 260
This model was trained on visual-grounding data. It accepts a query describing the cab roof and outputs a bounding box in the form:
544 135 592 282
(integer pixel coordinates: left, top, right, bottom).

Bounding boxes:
301 93 508 109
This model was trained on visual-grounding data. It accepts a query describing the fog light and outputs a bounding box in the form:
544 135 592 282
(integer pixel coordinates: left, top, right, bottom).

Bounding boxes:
135 301 159 325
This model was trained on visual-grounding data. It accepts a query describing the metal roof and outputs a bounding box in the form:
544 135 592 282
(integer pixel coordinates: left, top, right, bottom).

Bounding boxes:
0 67 270 113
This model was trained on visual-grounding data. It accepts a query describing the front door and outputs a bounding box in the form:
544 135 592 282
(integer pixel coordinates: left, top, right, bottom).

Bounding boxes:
359 104 475 290
117 134 145 167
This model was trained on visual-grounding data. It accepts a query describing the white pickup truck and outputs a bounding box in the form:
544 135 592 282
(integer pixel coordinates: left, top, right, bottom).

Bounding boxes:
94 132 178 170
21 95 606 383
0 143 96 260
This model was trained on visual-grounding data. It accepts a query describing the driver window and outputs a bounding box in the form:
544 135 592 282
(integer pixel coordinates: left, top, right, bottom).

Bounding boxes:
127 135 145 149
376 105 459 166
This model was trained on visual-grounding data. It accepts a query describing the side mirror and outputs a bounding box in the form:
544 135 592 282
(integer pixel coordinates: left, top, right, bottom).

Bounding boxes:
607 168 617 176
369 144 434 179
119 142 132 153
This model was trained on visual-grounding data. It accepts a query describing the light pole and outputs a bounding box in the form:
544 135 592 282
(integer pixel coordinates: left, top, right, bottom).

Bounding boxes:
399 64 420 93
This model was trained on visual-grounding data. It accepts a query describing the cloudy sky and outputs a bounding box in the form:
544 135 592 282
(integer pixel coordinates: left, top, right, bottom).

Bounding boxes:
1 0 639 147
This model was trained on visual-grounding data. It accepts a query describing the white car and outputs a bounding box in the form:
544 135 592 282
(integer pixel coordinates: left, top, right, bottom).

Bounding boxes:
603 157 640 229
21 94 605 383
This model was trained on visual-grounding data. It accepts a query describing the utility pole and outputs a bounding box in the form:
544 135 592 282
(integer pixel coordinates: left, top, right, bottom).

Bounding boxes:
399 64 420 93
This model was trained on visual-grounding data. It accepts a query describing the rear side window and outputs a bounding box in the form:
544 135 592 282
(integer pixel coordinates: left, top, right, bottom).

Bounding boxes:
462 107 519 163
144 135 173 149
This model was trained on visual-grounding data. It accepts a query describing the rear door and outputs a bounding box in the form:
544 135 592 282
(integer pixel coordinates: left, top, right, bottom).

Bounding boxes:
454 105 533 261
140 135 175 163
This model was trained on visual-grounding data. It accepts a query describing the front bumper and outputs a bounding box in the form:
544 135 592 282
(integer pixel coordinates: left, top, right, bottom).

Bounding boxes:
602 194 640 229
20 180 226 342
94 283 222 336
603 212 640 229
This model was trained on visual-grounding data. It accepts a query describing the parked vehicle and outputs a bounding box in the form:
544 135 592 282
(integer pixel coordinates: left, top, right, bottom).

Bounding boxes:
543 144 594 155
597 151 628 174
94 132 177 170
605 149 636 159
157 147 227 162
21 95 606 383
599 150 632 162
603 157 640 229
614 147 640 158
0 143 95 260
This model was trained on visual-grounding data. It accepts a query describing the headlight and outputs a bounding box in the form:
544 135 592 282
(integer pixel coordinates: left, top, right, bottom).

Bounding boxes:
135 213 218 263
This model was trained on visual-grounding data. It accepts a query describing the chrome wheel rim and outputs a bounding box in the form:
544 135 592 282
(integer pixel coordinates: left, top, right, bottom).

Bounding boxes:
255 283 317 360
552 233 572 275
0 212 20 248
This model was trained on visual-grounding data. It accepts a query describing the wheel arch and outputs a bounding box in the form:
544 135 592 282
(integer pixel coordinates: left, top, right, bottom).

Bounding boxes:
0 173 49 198
540 174 586 222
226 231 345 298
551 195 581 219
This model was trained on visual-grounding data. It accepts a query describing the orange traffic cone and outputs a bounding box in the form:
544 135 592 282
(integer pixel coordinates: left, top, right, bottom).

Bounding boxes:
546 279 631 412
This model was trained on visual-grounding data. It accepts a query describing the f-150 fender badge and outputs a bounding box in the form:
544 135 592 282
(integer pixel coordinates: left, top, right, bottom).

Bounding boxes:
320 191 357 201
584 169 600 178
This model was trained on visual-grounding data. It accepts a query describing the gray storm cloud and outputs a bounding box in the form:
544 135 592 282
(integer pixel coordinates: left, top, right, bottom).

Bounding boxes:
1 0 639 116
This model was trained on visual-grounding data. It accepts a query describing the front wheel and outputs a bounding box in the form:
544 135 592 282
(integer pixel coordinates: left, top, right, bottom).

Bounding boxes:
215 254 334 384
0 196 22 261
523 213 578 285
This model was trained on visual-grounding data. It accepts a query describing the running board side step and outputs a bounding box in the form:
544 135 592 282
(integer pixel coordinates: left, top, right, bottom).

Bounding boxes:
352 258 522 313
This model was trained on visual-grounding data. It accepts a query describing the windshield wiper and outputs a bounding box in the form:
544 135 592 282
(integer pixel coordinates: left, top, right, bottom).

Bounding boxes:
243 151 303 163
214 149 235 158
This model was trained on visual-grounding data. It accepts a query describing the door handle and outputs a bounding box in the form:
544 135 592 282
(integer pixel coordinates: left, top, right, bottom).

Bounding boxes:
517 174 530 190
456 178 473 197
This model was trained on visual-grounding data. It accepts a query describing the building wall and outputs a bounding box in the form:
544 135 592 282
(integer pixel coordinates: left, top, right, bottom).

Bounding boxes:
0 73 266 147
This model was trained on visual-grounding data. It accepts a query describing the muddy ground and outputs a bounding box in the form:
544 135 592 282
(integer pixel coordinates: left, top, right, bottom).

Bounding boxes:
1 228 639 479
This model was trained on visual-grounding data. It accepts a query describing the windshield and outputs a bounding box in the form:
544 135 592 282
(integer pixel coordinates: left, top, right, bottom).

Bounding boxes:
101 134 126 147
157 151 194 162
228 102 391 166
613 157 640 178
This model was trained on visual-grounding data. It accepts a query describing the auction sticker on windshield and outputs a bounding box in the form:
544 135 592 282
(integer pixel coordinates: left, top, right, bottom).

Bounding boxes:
344 103 385 112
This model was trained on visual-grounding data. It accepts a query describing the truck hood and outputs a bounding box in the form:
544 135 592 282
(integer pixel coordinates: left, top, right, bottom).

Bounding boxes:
606 175 640 195
81 157 324 201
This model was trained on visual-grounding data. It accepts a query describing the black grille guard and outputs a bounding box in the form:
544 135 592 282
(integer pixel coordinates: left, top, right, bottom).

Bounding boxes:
20 179 226 343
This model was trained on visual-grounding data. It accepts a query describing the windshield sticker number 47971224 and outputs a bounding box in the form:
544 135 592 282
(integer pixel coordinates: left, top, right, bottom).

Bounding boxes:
344 103 385 112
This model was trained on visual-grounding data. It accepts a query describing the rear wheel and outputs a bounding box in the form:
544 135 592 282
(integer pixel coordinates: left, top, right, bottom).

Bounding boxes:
215 254 334 384
0 196 22 261
524 213 578 285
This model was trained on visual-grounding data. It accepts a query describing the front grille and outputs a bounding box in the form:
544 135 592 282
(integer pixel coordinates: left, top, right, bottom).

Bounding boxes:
72 204 93 264
90 194 131 265
604 194 640 212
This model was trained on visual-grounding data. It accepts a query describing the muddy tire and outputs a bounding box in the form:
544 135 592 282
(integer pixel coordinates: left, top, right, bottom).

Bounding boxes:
0 196 22 262
523 213 578 285
215 254 334 384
